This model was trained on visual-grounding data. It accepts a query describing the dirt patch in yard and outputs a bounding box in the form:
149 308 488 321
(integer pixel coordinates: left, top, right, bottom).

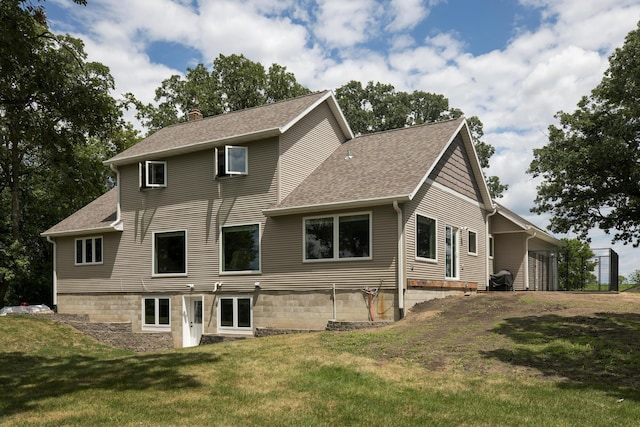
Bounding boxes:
361 291 640 387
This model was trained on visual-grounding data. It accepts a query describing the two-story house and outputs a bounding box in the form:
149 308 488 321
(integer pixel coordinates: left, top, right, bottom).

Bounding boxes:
42 91 561 347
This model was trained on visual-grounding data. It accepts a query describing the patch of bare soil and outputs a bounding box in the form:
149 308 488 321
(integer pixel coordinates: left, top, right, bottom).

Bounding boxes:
379 292 640 385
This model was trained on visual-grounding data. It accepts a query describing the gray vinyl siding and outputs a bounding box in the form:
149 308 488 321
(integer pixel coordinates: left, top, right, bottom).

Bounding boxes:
55 134 396 294
279 101 347 201
56 137 279 294
405 182 487 287
56 232 121 283
252 204 397 290
429 135 482 202
491 214 521 233
493 233 526 290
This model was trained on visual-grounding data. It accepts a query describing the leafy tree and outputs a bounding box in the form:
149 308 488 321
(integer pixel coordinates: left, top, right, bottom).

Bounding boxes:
335 80 508 198
0 0 136 306
628 270 640 285
557 238 597 290
126 54 311 134
130 58 507 198
529 21 640 246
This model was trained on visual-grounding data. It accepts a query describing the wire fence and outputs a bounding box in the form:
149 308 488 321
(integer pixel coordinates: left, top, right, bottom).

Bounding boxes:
556 248 619 292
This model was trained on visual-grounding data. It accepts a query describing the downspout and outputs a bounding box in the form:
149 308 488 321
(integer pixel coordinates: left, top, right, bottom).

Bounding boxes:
46 236 57 310
393 201 405 319
485 205 497 289
108 164 122 229
525 228 537 291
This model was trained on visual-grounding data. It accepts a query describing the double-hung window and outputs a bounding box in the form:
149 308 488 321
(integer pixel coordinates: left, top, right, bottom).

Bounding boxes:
445 225 459 279
304 213 371 261
218 296 252 333
416 214 436 261
143 297 170 330
221 224 260 273
140 160 167 188
216 145 248 177
75 236 103 265
468 230 478 255
153 230 187 276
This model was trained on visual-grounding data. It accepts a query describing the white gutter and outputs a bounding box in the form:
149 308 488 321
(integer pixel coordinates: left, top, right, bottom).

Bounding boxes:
108 164 123 230
393 201 405 319
486 205 498 288
45 236 57 309
105 128 281 167
264 194 411 217
525 228 537 291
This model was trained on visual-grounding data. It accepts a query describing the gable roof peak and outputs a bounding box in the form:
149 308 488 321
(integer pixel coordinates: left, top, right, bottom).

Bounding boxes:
105 90 348 166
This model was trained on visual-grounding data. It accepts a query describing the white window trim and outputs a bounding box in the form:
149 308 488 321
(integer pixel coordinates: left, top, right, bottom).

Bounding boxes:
219 222 261 275
225 145 248 175
303 211 373 263
445 224 460 280
467 229 478 256
217 295 253 335
215 145 248 178
74 236 104 266
415 213 438 263
142 296 171 331
141 160 167 188
152 229 188 278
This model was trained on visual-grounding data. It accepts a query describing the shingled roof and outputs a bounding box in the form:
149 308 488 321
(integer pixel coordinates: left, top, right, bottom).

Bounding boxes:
264 117 493 216
493 202 562 245
106 90 351 166
42 188 119 237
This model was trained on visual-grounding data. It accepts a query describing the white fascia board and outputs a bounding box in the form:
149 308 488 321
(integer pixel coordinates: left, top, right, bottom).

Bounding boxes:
41 225 123 238
263 194 411 217
279 91 355 140
493 211 563 247
408 119 494 210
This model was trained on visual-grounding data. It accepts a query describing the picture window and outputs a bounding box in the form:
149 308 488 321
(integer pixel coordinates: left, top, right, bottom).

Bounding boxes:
153 230 187 276
304 213 371 261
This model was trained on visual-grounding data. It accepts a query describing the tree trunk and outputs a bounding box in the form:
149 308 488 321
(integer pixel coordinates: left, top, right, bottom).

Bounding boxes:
10 139 21 242
0 273 7 309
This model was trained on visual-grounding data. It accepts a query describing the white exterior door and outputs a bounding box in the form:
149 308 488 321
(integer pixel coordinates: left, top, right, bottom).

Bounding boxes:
182 295 204 347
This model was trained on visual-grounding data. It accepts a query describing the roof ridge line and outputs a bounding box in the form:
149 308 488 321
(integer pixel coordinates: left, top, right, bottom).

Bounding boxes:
156 90 330 131
353 116 465 139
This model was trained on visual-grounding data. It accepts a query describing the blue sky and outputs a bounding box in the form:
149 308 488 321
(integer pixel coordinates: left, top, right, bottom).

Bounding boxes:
44 0 640 275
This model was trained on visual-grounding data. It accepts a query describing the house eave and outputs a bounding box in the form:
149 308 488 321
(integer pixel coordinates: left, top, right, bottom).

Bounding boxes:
263 195 411 217
104 128 281 166
41 224 123 238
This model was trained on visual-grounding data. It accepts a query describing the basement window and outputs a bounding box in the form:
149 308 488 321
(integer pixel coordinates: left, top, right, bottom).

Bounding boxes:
143 297 170 330
218 296 252 333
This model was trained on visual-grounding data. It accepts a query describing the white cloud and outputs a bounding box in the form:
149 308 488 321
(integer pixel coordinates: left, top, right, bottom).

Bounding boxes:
313 0 380 48
45 0 640 274
386 0 429 32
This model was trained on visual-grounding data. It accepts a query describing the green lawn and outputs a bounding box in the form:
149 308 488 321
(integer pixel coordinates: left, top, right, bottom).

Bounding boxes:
2 293 640 426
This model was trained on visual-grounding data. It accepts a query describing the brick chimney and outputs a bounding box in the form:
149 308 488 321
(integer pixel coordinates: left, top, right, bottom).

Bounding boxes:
188 108 203 121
